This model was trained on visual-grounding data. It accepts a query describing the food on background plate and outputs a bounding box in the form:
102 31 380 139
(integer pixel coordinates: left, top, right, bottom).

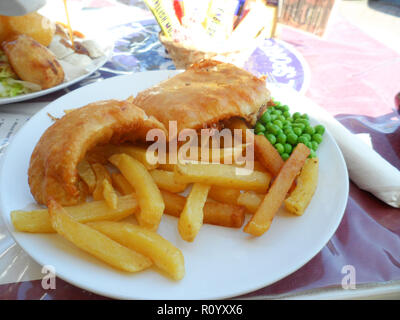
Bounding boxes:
12 60 324 279
0 13 55 46
2 34 64 90
0 12 106 98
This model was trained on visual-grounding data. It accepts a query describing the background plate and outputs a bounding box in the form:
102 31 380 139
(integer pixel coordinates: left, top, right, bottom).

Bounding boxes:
0 71 348 300
0 43 112 105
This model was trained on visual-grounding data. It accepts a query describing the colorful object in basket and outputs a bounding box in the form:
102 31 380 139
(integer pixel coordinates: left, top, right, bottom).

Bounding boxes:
144 0 278 68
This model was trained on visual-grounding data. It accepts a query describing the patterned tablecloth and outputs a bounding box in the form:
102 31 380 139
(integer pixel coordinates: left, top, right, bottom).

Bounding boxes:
0 0 399 300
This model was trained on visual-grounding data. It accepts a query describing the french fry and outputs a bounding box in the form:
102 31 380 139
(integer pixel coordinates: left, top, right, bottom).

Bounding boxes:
253 134 284 177
77 159 96 193
208 186 241 205
225 118 283 176
251 161 269 173
111 172 134 195
11 195 139 233
244 143 310 236
88 221 185 280
48 199 152 272
157 162 175 171
102 179 118 209
110 174 245 228
178 183 210 242
236 191 264 213
109 153 164 231
174 162 271 193
90 144 159 170
91 163 112 201
161 190 245 228
181 145 246 164
285 158 319 216
149 169 188 193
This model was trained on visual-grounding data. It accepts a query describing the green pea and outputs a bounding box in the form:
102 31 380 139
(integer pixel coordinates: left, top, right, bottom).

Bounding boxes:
312 133 323 144
277 133 287 144
268 124 280 135
311 141 319 151
308 149 317 158
257 132 265 136
292 122 305 129
281 105 289 112
259 112 271 125
272 110 283 116
282 120 291 127
277 115 286 122
275 143 285 154
284 128 293 136
305 141 313 150
315 125 325 135
255 123 266 133
270 114 278 121
287 133 298 145
276 128 284 136
301 133 311 141
301 113 309 120
281 153 290 161
298 136 309 144
293 112 301 119
283 111 291 118
273 120 283 128
264 124 272 135
284 143 292 154
268 107 275 113
294 118 309 125
293 127 302 136
278 105 286 111
304 125 315 135
266 133 276 145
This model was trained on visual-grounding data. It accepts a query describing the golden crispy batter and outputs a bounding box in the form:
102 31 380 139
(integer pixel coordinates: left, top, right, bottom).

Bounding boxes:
28 100 167 206
2 34 64 89
133 60 270 135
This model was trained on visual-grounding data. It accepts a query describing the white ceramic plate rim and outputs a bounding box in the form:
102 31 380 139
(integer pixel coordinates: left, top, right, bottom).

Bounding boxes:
0 71 349 300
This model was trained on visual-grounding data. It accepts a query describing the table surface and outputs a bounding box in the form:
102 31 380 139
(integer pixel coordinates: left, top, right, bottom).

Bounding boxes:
0 0 399 300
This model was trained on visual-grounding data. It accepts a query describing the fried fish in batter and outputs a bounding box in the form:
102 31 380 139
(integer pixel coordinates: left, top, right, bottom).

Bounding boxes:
28 100 167 206
133 60 270 135
2 34 64 89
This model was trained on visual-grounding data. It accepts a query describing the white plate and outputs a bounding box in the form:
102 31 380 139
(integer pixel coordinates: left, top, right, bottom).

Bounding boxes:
0 46 112 105
0 71 349 300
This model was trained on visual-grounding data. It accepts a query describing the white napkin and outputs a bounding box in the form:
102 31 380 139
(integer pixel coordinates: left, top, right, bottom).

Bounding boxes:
305 101 400 208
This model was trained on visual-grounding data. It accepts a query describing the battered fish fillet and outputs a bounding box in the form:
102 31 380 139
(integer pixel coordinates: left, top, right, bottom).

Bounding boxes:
28 100 167 206
133 60 270 135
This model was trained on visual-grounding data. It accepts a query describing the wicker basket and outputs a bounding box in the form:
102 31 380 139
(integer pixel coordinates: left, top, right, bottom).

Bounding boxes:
159 30 267 69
